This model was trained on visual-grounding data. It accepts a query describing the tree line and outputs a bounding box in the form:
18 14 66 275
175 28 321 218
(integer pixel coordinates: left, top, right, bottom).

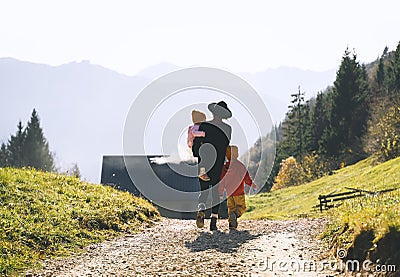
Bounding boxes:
0 109 55 171
246 42 400 191
1 109 81 178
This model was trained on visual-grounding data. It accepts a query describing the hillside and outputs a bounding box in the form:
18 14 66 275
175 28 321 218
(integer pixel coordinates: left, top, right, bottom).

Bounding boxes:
244 156 400 220
0 167 160 275
244 156 400 268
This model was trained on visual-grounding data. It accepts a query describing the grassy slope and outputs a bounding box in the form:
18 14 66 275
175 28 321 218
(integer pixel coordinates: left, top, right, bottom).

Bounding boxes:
0 167 160 275
321 188 399 266
245 156 400 266
244 156 400 220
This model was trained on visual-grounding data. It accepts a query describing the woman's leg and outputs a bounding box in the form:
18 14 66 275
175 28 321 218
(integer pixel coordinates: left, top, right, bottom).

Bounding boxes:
196 179 208 228
210 183 220 216
198 179 208 210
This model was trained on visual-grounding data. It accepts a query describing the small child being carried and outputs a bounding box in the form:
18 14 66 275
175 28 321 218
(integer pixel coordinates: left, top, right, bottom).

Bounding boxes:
219 145 257 230
187 110 210 181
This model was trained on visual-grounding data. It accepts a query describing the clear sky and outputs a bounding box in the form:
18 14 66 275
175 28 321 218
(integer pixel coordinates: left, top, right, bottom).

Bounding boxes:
1 0 399 75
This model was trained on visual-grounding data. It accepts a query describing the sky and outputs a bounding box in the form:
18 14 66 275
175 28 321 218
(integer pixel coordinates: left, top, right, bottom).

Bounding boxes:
1 0 399 182
1 0 399 75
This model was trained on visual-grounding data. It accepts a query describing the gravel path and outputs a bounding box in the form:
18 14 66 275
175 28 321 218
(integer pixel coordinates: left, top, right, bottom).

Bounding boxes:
26 218 342 276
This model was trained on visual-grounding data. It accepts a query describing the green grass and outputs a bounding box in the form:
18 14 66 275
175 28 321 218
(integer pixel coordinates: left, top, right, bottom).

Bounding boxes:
244 156 400 265
0 167 160 275
321 189 399 265
244 156 400 220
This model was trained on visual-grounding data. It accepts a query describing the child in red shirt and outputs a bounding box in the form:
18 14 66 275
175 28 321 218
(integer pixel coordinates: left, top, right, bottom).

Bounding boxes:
219 145 257 229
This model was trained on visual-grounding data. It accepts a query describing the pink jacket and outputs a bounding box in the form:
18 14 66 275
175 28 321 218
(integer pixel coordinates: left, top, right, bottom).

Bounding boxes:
187 124 205 149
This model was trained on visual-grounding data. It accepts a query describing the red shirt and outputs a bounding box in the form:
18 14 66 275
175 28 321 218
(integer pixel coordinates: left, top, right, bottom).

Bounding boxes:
219 159 256 197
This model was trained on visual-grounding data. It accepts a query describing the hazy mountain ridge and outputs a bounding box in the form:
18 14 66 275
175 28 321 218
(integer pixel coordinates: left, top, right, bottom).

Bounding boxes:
1 58 150 182
0 58 336 182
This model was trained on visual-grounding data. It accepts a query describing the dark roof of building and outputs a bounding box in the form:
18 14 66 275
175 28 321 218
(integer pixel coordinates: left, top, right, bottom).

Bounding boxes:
101 155 200 198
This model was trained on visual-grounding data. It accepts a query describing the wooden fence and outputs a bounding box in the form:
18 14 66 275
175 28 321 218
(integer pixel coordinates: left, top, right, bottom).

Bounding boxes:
315 187 398 212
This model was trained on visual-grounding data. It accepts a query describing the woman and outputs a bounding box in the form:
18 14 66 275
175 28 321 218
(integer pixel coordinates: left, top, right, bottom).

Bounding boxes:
192 101 232 231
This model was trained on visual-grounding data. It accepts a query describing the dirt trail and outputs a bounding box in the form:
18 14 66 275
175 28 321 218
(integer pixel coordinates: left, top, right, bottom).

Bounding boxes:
26 218 343 276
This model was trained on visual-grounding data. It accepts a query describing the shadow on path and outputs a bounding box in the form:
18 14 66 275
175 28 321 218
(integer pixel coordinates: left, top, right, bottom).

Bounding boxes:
185 229 261 253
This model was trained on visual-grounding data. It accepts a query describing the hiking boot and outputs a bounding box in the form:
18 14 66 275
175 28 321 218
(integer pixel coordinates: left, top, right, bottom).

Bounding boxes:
198 168 210 181
210 217 218 231
229 211 238 229
196 211 205 228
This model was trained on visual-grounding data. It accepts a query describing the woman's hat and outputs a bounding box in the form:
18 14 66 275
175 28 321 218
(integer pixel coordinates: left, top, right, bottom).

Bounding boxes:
208 101 232 119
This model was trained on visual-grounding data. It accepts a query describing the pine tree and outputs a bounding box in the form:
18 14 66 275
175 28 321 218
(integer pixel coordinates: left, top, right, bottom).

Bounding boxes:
311 90 334 155
376 55 385 88
328 48 370 162
7 121 26 167
67 163 81 179
386 42 400 94
302 99 314 153
373 47 391 99
23 109 54 171
281 86 307 159
0 142 9 167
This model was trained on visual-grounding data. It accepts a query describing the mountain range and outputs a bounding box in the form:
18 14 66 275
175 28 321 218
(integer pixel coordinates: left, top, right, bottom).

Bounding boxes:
0 58 336 182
